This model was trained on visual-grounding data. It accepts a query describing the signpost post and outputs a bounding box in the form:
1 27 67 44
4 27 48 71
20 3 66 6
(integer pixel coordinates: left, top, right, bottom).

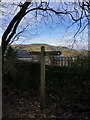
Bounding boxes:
28 47 61 109
40 46 45 109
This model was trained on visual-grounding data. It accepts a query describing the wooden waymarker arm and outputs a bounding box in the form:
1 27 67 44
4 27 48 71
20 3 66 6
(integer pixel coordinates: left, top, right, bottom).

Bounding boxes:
28 51 61 56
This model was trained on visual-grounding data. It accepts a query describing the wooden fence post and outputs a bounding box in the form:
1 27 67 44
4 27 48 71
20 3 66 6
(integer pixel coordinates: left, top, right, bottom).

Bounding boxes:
40 46 45 109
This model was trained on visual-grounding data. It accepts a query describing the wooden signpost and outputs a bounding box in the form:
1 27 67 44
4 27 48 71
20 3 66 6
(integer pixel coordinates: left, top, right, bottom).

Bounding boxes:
40 46 45 109
29 47 61 109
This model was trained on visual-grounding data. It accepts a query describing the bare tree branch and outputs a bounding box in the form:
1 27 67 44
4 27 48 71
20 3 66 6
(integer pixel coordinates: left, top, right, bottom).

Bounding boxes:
1 0 89 59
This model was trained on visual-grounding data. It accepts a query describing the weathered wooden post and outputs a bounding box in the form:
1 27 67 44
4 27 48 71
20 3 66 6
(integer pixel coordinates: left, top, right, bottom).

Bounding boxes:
29 49 61 109
67 57 70 66
61 57 63 66
40 46 45 109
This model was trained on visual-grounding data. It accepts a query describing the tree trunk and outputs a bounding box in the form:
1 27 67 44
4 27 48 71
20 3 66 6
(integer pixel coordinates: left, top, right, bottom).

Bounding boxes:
1 2 31 62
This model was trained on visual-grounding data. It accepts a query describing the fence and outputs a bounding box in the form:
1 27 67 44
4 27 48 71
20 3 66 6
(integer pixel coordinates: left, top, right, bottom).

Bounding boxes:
51 56 79 66
50 56 89 67
18 56 87 67
17 47 88 67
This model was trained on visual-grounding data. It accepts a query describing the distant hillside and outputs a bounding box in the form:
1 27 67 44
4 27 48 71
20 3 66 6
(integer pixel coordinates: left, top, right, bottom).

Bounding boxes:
12 44 88 57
